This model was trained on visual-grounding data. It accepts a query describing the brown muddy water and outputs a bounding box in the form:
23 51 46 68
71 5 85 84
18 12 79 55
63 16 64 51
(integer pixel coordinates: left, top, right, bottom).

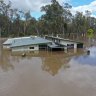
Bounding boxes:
0 39 96 96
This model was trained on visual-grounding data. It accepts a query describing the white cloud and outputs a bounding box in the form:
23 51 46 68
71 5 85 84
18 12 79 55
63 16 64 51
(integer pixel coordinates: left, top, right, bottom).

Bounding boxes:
91 14 96 18
4 0 96 18
4 0 70 12
71 0 96 17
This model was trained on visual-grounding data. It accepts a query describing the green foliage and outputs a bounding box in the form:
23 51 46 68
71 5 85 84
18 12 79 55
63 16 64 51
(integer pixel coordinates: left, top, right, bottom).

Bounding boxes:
87 28 94 38
40 0 72 36
0 0 96 39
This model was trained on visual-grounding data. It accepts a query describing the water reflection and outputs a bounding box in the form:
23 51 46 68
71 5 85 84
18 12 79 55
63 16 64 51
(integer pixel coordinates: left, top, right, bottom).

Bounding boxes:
12 51 71 76
0 50 72 73
0 39 14 71
0 50 14 71
2 49 83 74
71 46 96 66
41 56 70 76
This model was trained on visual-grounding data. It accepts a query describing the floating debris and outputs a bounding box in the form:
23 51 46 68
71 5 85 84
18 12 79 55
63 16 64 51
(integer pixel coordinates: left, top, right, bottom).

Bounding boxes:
22 53 26 57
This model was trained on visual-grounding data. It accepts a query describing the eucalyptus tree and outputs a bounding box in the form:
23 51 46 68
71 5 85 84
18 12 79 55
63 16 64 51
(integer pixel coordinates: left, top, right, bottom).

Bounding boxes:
0 0 12 36
23 11 32 35
26 17 38 35
40 0 64 36
62 3 72 37
37 17 50 36
72 11 86 39
12 9 24 37
63 3 72 23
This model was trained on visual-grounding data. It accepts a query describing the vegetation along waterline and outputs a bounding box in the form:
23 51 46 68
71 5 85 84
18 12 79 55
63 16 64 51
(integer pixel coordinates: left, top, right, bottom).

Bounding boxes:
0 0 96 40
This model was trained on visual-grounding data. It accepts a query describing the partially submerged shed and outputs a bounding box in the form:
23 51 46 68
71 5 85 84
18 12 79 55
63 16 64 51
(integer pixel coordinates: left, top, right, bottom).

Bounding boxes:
45 35 83 49
10 36 52 52
3 37 30 49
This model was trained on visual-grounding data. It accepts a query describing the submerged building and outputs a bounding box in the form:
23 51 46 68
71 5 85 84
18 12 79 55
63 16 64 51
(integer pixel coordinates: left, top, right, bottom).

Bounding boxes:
3 35 83 52
45 35 83 49
3 37 30 49
3 36 52 52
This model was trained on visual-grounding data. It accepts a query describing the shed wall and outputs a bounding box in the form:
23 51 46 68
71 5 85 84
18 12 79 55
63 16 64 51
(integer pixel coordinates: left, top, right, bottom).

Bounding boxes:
12 45 39 52
3 44 11 49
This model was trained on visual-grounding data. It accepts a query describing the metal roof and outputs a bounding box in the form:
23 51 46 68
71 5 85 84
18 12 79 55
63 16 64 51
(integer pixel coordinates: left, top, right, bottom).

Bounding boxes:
3 37 30 45
3 38 13 45
45 36 83 44
11 36 52 48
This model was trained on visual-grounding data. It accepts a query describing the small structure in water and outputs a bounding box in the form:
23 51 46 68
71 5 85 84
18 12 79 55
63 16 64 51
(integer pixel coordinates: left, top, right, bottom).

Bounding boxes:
45 35 83 50
3 36 52 52
3 35 84 52
87 46 96 57
87 50 90 55
3 37 30 49
72 46 96 65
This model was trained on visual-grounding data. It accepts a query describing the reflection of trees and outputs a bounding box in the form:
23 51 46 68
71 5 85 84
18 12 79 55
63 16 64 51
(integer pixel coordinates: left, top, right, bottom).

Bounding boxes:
0 50 14 71
41 55 70 76
41 49 84 76
0 39 14 71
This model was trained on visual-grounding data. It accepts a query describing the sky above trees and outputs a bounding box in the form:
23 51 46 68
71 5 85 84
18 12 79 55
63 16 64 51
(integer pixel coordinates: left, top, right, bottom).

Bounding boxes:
4 0 96 19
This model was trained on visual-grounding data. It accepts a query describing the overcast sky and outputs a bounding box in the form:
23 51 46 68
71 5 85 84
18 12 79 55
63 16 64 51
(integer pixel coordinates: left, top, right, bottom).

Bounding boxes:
4 0 96 19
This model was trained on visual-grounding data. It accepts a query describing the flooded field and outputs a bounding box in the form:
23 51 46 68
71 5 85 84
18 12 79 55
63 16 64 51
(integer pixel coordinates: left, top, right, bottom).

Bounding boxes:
0 39 96 96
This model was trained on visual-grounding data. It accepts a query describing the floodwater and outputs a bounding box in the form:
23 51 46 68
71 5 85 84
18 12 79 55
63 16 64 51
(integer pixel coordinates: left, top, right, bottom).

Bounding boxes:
0 39 96 96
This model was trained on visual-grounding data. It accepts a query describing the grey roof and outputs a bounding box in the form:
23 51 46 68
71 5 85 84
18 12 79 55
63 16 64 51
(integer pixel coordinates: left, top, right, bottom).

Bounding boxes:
3 37 30 45
45 36 83 44
3 38 13 45
11 36 52 48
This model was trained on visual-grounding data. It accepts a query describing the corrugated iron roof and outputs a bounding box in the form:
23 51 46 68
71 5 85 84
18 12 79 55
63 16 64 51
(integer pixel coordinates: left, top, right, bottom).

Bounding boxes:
3 38 13 45
3 37 30 45
11 36 52 48
45 35 83 44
